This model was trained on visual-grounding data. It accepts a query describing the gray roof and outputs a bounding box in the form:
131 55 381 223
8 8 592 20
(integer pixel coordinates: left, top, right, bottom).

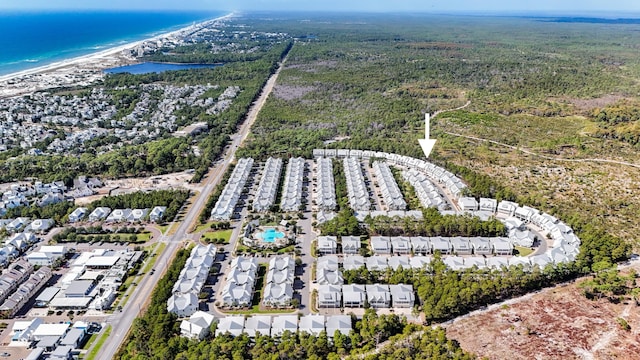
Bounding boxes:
216 316 245 337
299 314 325 336
326 315 352 337
244 315 271 337
60 327 85 346
271 315 298 336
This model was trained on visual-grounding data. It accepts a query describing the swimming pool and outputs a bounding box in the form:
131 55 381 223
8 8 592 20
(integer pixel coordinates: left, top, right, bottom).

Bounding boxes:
257 228 285 243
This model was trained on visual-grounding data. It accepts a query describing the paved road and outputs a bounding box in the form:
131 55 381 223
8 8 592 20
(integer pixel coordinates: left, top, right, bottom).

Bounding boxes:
295 159 317 315
97 50 291 359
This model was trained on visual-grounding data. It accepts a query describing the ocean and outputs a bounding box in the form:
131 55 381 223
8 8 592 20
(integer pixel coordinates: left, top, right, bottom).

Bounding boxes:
0 10 225 76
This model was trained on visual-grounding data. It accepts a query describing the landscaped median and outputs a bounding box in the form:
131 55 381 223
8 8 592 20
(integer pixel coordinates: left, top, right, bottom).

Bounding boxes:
84 325 111 360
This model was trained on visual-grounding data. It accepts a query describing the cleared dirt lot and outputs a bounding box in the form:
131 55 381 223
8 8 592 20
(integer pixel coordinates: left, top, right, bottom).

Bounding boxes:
75 170 197 205
446 266 640 360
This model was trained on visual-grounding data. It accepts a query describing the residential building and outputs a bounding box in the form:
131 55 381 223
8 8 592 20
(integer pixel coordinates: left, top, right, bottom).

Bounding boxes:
470 237 492 255
215 316 245 337
253 157 283 212
88 207 111 222
244 315 271 337
180 311 215 340
450 237 472 255
391 236 411 255
211 158 253 220
299 314 325 336
149 206 167 222
317 284 341 308
167 293 199 318
317 236 337 255
342 284 366 308
387 256 410 270
370 236 391 254
341 236 361 254
365 256 389 271
373 161 406 210
342 255 365 271
410 236 431 255
271 315 298 337
325 315 352 338
458 197 478 212
315 157 337 211
343 157 371 211
389 284 415 308
365 284 391 308
280 157 305 212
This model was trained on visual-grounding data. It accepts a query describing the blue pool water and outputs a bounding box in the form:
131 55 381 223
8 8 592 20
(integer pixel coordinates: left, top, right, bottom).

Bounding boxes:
105 62 223 75
258 228 285 243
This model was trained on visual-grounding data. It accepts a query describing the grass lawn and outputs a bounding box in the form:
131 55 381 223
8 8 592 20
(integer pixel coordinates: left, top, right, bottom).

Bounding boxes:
194 222 214 233
85 325 112 360
514 246 534 257
157 224 170 234
202 229 233 243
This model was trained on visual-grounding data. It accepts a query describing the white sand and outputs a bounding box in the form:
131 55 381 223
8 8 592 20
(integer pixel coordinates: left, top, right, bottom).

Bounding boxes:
0 12 234 97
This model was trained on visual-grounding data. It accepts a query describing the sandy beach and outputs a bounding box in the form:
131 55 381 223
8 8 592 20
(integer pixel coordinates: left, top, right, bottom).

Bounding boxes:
0 12 234 98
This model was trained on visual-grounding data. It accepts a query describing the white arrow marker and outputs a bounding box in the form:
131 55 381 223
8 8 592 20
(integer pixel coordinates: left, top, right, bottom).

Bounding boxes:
418 113 437 158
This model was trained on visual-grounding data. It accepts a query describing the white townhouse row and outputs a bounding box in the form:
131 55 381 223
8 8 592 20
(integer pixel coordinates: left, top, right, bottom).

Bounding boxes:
314 157 337 211
402 168 447 210
280 157 305 212
343 157 371 211
211 158 254 221
262 256 295 308
368 235 514 256
453 195 581 264
72 206 167 223
318 283 415 309
316 149 581 269
167 245 217 317
316 255 343 286
220 256 258 308
372 161 407 211
314 149 467 199
320 253 572 275
253 157 283 212
214 314 352 338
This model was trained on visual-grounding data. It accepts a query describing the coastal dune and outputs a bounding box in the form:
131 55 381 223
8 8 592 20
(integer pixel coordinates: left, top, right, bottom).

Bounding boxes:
0 12 234 98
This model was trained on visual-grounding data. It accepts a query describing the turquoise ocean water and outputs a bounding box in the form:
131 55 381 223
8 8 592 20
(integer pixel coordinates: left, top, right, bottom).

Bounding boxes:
0 10 225 76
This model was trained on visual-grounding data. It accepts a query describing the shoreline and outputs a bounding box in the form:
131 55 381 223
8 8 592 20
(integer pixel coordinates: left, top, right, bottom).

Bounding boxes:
0 12 235 97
